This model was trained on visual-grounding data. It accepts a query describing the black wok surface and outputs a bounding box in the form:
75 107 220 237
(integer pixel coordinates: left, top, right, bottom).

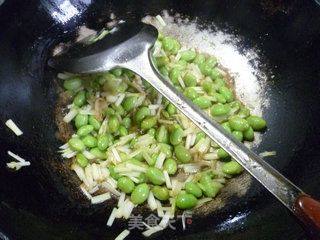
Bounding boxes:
0 0 320 239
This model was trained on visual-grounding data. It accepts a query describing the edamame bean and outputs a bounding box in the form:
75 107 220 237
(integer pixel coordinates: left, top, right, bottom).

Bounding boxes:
195 132 206 144
232 131 243 142
90 147 106 159
210 103 231 116
122 117 131 129
135 107 151 123
113 104 125 116
238 107 250 118
180 50 196 62
171 39 181 54
159 66 169 76
169 68 181 85
222 160 243 175
210 68 221 80
193 54 206 65
77 125 94 137
68 138 85 152
217 148 229 159
82 135 97 148
159 143 173 158
221 122 232 133
183 73 197 87
146 167 165 185
166 103 176 115
174 145 191 163
97 134 113 151
246 116 267 131
211 92 226 103
147 128 156 137
206 57 218 68
117 177 135 194
76 153 88 168
122 96 137 112
105 108 115 116
229 116 250 132
109 165 120 180
108 115 119 133
131 183 150 205
119 125 128 136
156 125 169 143
111 68 123 77
75 114 88 129
199 62 212 76
155 56 169 67
163 158 177 175
141 116 157 131
162 37 175 52
176 193 198 209
193 96 212 109
170 128 184 145
184 87 199 100
218 86 234 102
199 181 221 198
243 127 254 141
73 90 86 107
152 186 170 201
63 78 82 91
88 115 101 130
185 182 202 198
202 79 214 93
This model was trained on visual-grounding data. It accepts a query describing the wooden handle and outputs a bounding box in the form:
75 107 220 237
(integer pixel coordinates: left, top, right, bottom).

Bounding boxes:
293 194 320 238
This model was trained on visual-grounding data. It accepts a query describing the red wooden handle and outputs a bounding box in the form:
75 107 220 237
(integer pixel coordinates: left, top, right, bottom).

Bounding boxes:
293 194 320 238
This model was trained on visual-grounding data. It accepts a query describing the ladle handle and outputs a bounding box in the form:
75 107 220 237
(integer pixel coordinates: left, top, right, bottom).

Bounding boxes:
123 50 320 236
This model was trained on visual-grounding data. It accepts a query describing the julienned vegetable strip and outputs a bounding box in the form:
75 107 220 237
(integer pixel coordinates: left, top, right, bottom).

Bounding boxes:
58 16 267 238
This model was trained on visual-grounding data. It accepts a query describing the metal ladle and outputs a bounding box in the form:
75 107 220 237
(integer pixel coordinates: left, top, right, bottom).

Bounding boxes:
49 21 320 236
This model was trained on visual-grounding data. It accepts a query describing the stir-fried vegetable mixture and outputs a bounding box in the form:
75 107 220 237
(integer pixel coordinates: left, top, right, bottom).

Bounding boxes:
58 24 267 237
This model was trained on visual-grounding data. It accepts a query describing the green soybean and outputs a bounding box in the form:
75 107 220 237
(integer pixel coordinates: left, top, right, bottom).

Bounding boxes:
193 96 212 109
76 153 88 168
73 90 86 107
77 125 94 137
97 134 113 151
147 128 156 137
105 108 115 116
63 78 82 91
82 135 97 148
202 79 214 93
169 68 181 85
156 125 169 143
109 165 120 180
244 127 254 141
211 103 230 116
135 107 151 123
75 114 88 129
211 92 226 104
222 160 243 175
199 62 212 76
217 148 229 159
166 103 176 115
122 96 137 112
137 173 147 184
68 138 85 152
180 50 196 62
141 116 157 131
199 181 222 198
171 39 181 54
88 116 101 130
152 186 170 201
246 116 267 131
232 131 243 142
146 167 165 185
195 132 206 144
117 177 135 194
122 117 131 129
184 87 199 100
170 128 184 145
218 86 234 102
162 37 175 52
174 145 191 163
155 56 169 67
238 107 250 118
221 122 232 133
193 54 206 65
206 57 218 68
183 73 197 87
159 143 173 158
90 147 106 159
108 115 119 133
111 68 123 77
176 193 198 209
163 158 177 175
210 68 221 80
229 116 250 132
113 104 125 116
119 125 128 136
131 183 149 205
185 182 202 198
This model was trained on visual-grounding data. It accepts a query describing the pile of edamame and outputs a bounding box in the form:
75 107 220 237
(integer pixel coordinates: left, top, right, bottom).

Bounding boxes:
60 32 267 212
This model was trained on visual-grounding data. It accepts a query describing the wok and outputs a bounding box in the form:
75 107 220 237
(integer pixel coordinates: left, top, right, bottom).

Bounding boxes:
0 0 320 239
